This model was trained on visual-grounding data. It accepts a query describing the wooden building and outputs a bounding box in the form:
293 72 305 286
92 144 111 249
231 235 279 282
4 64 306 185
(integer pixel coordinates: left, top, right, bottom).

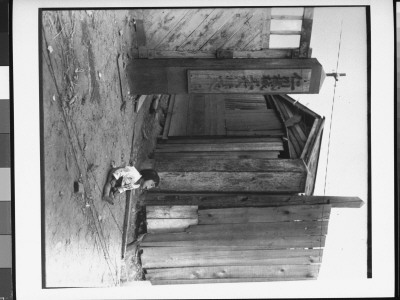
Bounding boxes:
124 7 363 284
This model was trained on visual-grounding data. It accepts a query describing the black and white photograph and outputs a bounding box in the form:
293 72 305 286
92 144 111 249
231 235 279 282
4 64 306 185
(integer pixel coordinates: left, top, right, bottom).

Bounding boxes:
12 0 395 299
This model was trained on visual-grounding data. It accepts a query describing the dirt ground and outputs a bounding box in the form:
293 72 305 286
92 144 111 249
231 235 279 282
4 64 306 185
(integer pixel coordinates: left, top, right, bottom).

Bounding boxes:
41 10 165 287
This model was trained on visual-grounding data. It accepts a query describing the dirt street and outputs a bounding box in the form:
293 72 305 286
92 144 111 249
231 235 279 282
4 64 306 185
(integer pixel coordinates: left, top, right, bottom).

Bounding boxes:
41 10 164 287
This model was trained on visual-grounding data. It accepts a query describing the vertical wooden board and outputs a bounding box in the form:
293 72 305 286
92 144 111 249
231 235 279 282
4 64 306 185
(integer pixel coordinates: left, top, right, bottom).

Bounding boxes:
216 95 226 135
145 9 190 49
147 219 198 233
146 206 198 219
187 94 206 136
156 8 214 50
179 9 239 51
145 264 321 281
168 94 189 136
201 9 257 51
198 205 331 224
261 9 271 49
141 248 322 268
155 171 306 193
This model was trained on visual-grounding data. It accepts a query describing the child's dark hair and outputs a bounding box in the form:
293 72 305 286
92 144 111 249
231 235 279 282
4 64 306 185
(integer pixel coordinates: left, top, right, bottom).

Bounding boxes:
139 169 160 187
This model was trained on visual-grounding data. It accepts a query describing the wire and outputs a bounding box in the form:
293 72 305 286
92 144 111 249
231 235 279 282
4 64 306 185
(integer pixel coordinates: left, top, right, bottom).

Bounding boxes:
323 20 343 196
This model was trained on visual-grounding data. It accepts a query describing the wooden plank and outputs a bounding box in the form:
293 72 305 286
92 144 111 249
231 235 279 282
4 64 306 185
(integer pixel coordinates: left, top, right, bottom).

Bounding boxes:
216 49 293 59
168 94 189 136
162 95 174 139
289 127 305 152
151 277 317 285
154 151 281 160
157 8 214 50
187 94 206 136
155 157 307 172
141 235 326 249
301 118 320 160
148 50 215 59
154 171 306 193
215 95 226 135
141 248 322 268
160 137 282 144
298 8 314 58
198 205 331 224
270 30 302 35
155 141 284 152
179 9 239 51
187 220 328 235
305 118 325 164
201 9 257 51
142 193 364 209
146 206 198 219
145 264 320 281
226 121 282 131
261 9 271 49
144 221 328 243
271 15 304 20
147 219 198 233
226 130 284 137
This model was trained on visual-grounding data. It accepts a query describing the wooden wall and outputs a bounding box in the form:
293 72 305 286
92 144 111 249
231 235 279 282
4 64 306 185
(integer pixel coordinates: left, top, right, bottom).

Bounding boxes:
139 203 330 284
129 7 313 59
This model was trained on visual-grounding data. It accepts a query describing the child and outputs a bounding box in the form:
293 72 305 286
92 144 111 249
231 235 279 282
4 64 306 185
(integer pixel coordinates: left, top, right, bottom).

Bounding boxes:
102 166 160 205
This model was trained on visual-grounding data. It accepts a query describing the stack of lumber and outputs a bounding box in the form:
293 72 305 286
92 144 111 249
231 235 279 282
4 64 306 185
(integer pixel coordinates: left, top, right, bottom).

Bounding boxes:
140 204 331 285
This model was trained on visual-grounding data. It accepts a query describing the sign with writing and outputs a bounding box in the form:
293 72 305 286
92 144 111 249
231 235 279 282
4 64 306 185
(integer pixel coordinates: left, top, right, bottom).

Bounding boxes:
188 69 312 94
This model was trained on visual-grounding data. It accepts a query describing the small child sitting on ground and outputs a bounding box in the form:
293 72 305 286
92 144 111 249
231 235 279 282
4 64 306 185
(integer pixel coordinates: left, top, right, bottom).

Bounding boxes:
102 166 160 205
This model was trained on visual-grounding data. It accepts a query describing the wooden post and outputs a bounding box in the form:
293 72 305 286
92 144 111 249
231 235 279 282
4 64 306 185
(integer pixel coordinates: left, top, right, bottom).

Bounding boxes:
162 95 175 140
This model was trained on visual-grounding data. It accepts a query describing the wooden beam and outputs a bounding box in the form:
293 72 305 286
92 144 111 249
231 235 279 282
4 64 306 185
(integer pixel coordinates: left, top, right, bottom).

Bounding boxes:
154 171 306 193
298 8 314 58
127 58 325 94
154 151 281 160
162 95 174 140
198 205 331 224
141 248 322 268
155 141 284 152
141 235 326 249
145 264 320 281
151 277 316 285
155 157 306 173
144 221 328 242
142 193 365 209
261 9 271 49
216 49 293 59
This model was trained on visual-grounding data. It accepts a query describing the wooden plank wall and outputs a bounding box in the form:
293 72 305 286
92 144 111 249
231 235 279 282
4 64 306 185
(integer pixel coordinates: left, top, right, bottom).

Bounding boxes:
166 94 285 138
130 8 313 59
140 204 330 284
